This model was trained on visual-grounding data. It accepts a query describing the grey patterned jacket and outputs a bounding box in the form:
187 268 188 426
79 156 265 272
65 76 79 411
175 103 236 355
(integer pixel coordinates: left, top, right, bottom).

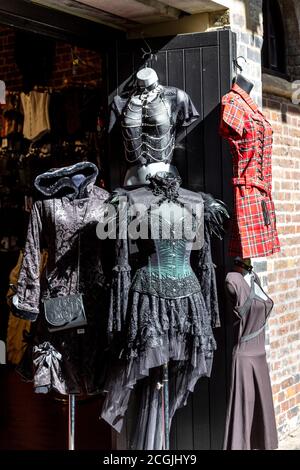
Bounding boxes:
14 162 110 395
15 162 109 320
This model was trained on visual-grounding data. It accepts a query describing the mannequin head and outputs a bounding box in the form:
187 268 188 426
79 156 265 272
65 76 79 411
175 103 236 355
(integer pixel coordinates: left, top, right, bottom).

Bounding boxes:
136 67 159 89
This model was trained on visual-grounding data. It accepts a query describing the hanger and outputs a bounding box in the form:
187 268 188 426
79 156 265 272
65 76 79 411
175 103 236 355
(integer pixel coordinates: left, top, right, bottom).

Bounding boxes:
140 38 157 67
233 55 247 74
232 56 254 94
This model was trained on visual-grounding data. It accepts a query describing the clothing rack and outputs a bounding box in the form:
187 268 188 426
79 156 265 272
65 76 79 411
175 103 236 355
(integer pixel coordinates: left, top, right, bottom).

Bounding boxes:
4 90 20 96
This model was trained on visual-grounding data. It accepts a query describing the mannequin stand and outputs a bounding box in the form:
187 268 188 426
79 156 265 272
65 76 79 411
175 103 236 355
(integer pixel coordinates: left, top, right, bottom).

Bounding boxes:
68 394 76 450
162 363 169 450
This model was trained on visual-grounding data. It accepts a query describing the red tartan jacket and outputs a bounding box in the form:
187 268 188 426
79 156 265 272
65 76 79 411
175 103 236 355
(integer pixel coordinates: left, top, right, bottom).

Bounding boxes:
219 83 280 259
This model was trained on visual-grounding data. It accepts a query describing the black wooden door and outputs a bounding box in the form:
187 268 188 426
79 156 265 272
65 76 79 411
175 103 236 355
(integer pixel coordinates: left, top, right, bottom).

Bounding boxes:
105 30 235 450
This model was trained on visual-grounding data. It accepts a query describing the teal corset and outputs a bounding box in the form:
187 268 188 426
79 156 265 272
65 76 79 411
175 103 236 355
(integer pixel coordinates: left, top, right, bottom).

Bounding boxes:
148 239 193 278
130 239 201 299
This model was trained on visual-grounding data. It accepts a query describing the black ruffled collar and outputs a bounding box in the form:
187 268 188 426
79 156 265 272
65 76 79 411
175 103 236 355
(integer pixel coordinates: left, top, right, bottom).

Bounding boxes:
146 172 182 204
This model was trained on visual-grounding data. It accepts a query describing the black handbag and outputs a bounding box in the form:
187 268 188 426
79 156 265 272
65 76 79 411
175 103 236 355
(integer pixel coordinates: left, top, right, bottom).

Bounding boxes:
44 292 87 333
43 200 88 333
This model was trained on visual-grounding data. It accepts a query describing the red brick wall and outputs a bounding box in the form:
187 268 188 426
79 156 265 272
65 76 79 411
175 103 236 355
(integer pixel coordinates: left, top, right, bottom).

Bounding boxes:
0 26 102 90
263 92 300 437
0 27 22 89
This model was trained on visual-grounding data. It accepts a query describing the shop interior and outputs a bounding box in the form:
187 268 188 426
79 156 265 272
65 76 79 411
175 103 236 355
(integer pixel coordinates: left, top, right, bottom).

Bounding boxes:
0 24 113 450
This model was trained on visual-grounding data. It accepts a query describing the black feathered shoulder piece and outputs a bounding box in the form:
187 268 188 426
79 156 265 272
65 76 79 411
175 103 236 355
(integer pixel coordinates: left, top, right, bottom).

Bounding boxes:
199 192 230 240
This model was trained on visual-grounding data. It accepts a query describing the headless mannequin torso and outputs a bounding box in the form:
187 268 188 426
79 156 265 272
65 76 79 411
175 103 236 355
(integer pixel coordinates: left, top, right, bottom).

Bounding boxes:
242 272 267 300
124 68 179 186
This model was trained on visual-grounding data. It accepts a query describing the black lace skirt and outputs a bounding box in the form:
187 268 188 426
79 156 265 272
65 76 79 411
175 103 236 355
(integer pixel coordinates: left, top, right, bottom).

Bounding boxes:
101 289 216 448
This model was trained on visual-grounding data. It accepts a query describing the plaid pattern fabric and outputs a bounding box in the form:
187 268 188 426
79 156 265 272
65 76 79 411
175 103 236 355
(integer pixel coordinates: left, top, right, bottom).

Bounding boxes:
220 83 280 259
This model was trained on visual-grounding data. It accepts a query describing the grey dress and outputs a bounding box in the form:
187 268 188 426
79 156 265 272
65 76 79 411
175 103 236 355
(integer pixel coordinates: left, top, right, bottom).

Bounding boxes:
224 271 278 450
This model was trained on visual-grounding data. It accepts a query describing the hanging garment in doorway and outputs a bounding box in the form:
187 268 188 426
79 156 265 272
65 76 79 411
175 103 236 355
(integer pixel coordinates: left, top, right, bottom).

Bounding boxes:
20 90 51 141
219 83 280 258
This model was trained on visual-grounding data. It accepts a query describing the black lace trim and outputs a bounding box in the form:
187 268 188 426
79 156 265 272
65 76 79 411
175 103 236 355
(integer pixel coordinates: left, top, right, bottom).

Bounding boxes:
146 172 183 206
130 267 201 298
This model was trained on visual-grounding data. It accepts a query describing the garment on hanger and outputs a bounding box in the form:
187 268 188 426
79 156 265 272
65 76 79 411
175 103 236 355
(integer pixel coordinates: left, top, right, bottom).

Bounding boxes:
20 90 51 141
109 85 199 166
219 83 280 258
13 162 110 395
223 271 278 450
101 172 227 449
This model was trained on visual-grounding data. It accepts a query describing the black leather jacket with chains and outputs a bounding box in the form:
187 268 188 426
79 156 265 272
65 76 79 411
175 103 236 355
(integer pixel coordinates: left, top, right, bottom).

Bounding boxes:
109 86 199 166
